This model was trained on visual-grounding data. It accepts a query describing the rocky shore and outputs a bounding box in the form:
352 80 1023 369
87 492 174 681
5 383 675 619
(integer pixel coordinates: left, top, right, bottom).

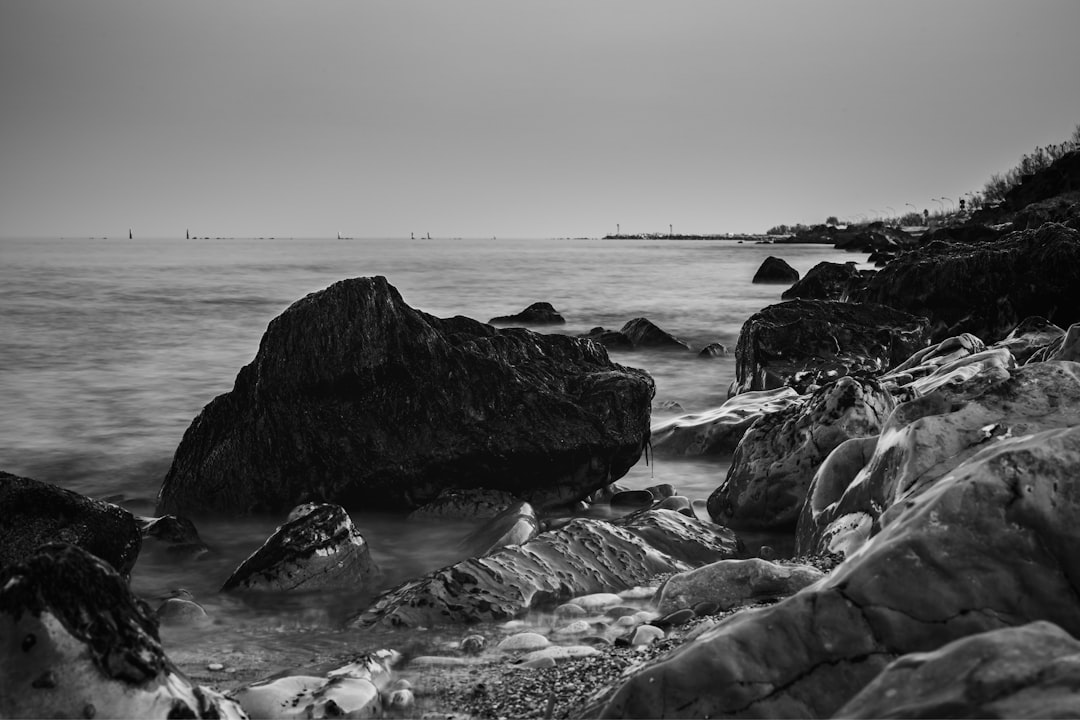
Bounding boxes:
3 150 1080 718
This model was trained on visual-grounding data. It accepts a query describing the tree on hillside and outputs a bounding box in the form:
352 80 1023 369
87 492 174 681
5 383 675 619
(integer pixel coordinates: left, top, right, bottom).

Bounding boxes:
825 216 839 226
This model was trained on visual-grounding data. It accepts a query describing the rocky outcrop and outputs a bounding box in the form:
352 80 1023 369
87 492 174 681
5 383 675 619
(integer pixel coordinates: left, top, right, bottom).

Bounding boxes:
592 425 1080 718
1034 322 1080 363
0 471 141 577
780 261 862 301
876 332 987 393
352 509 739 629
797 361 1080 558
0 543 243 719
751 256 799 284
729 299 930 396
489 301 565 325
222 503 379 592
992 316 1066 364
835 621 1080 719
579 326 634 350
619 318 690 351
651 387 802 457
656 558 823 615
1003 150 1080 212
708 377 895 530
156 276 654 516
850 223 1080 343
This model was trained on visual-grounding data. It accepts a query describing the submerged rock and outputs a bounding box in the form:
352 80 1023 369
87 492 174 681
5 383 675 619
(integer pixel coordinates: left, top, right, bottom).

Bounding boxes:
0 471 141 578
729 299 930 396
352 509 739 629
138 514 210 560
751 256 799 284
651 386 802 457
0 543 244 719
835 621 1080 719
591 425 1080 718
488 301 565 326
708 376 895 531
221 503 379 592
156 276 653 516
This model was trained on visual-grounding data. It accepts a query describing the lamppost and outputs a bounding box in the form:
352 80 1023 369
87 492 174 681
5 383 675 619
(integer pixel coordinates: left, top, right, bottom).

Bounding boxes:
933 198 945 213
941 196 954 212
905 203 918 215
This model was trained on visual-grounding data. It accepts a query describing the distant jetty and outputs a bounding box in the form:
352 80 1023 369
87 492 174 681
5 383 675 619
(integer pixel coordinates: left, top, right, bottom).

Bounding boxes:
602 233 770 242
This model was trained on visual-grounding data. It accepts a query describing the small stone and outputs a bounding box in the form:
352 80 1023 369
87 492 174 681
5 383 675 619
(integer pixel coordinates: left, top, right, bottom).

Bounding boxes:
646 484 677 499
631 625 665 646
386 688 414 711
693 601 720 616
459 635 485 654
610 490 654 509
409 656 475 667
759 545 776 560
555 602 586 618
496 632 551 652
633 610 659 624
207 662 225 672
618 586 658 601
616 615 637 627
571 593 624 612
519 655 557 669
157 597 209 626
501 620 528 631
604 605 640 619
653 608 695 628
554 620 591 635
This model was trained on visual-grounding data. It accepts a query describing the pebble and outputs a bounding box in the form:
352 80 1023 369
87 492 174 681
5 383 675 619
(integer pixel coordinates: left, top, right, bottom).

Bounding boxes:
409 656 476 667
656 495 696 518
570 593 623 612
633 610 659 624
554 602 586 618
501 620 528 631
759 545 777 560
518 655 557 670
693 601 720 616
610 490 654 509
554 620 591 635
631 625 665 646
207 662 224 672
459 635 486 654
653 608 695 628
618 586 658 601
615 615 637 627
496 632 550 652
604 605 640 619
386 688 415 711
520 645 599 664
390 679 413 691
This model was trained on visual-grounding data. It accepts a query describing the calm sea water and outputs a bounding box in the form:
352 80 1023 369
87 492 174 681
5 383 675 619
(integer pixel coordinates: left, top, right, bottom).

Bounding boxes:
0 236 866 678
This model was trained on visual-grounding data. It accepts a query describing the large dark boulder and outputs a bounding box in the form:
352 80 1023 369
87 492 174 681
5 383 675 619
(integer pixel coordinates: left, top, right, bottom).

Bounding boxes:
352 509 740 629
489 301 565 326
156 277 654 516
0 471 141 577
780 261 862 301
730 299 930 396
591 425 1080 718
751 256 799 284
0 543 243 718
850 223 1080 343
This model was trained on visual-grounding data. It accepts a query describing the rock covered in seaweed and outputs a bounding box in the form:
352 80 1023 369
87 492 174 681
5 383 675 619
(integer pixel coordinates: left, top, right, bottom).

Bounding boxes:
0 471 142 578
729 299 930 396
352 509 739 629
156 276 654 516
0 543 244 719
221 503 379 592
780 261 862 301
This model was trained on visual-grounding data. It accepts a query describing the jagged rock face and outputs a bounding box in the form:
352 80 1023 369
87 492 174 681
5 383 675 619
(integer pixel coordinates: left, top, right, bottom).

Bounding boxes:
352 509 740 629
780 261 861 301
651 387 802 457
0 544 244 719
877 332 986 392
489 301 566 326
156 276 654 516
619 318 690 351
708 377 895 531
797 361 1080 557
730 299 930 396
850 223 1080 343
592 426 1080 719
0 471 141 577
221 503 379 592
656 558 824 615
751 256 799 284
835 621 1080 719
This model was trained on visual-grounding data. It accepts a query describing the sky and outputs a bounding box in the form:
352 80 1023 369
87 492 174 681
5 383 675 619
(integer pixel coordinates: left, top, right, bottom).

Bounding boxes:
2 1 1079 239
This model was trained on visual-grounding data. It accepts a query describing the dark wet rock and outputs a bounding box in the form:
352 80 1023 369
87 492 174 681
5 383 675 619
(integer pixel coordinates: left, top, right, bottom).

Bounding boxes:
459 501 539 557
488 301 565 326
609 490 654 509
993 316 1066 364
591 425 1080 719
656 558 824 615
0 471 141 578
655 496 696 519
850 223 1080 343
835 621 1080 719
156 596 209 626
835 224 917 253
407 488 519 521
221 503 379 592
586 483 629 505
692 601 719 616
645 483 676 500
729 299 930 396
156 276 654 516
781 261 862 301
751 256 799 284
918 222 1004 246
1013 192 1080 230
797 361 1080 558
579 326 634 350
708 377 895 531
352 509 740 629
1034 322 1080 363
651 387 802 457
697 342 728 358
619 318 690 351
138 515 209 560
0 543 243 718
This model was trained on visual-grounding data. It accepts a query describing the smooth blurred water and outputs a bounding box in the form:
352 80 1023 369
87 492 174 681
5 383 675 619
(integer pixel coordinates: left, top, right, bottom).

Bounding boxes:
0 236 866 670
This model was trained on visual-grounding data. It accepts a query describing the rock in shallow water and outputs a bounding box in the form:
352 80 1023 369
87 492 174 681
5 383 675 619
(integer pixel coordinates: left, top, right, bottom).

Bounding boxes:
489 301 566 326
0 543 244 719
156 276 654 516
751 256 799 284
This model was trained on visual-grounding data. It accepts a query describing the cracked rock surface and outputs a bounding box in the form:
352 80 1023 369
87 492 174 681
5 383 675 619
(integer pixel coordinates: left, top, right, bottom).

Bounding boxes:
590 425 1080 718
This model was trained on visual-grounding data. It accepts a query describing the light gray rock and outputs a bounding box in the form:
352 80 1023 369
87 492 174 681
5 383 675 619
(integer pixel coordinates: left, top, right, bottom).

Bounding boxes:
651 387 802 457
992 316 1065 364
656 558 824 615
459 501 539 556
496 633 550 652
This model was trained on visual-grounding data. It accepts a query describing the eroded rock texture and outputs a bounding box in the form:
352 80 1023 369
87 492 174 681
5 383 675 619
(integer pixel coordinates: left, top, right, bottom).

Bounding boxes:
593 426 1080 718
157 276 653 516
0 543 244 719
729 299 930 396
780 261 862 301
651 387 802 457
353 509 739 629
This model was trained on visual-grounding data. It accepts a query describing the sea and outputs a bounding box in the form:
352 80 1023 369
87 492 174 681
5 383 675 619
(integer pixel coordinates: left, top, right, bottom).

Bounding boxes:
0 236 866 683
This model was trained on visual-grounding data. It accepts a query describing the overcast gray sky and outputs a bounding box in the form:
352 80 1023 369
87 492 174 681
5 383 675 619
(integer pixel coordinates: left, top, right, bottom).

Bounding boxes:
2 1 1078 239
